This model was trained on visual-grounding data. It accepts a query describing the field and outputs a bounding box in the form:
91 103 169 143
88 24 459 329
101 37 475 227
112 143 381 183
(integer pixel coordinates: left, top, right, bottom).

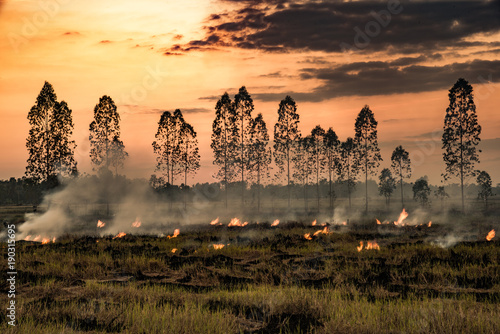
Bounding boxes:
1 202 499 334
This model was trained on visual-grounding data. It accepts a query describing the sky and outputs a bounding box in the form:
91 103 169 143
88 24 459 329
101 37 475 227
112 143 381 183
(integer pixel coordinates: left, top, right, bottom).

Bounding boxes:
1 0 499 186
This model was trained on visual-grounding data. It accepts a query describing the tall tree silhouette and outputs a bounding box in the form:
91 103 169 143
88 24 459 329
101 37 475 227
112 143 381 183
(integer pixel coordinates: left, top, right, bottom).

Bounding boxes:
293 135 314 212
178 118 200 209
234 86 254 208
26 82 77 184
442 78 481 213
89 96 123 173
153 111 178 185
274 96 300 209
391 145 411 209
413 178 431 207
248 113 271 214
338 137 359 213
476 171 493 209
310 126 326 212
354 105 382 213
378 168 396 206
324 128 340 213
211 93 238 209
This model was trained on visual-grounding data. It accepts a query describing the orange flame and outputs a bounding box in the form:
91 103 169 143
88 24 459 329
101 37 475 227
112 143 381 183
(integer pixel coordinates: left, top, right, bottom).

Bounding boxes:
41 238 50 245
313 226 329 236
171 248 178 253
342 221 347 226
228 218 248 227
24 235 32 241
113 232 126 239
366 241 380 250
212 244 225 250
167 229 180 239
304 233 312 240
97 220 106 228
395 208 409 226
132 218 141 228
210 217 220 225
357 241 363 252
271 219 280 227
311 220 317 226
428 221 432 227
33 235 41 242
52 237 56 243
486 229 495 241
376 219 381 225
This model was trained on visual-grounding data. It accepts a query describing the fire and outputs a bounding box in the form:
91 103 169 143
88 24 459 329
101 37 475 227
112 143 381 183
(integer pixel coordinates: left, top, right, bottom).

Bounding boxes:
486 229 495 241
304 233 312 240
212 244 225 250
395 208 409 226
428 221 432 227
357 241 363 252
52 237 56 243
24 235 32 241
41 238 51 245
132 218 141 228
171 248 178 253
342 221 347 226
210 217 220 225
271 219 280 227
376 219 381 225
113 232 126 239
311 220 317 226
313 226 329 236
168 229 180 239
228 218 248 227
33 235 41 241
97 220 106 228
366 241 380 250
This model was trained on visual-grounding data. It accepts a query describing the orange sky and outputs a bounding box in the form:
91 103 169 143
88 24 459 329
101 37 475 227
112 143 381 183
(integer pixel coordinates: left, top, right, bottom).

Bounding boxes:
1 0 499 186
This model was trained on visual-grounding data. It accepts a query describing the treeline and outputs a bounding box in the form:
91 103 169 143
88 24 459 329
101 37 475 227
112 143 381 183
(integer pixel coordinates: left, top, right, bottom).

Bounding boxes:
17 78 495 213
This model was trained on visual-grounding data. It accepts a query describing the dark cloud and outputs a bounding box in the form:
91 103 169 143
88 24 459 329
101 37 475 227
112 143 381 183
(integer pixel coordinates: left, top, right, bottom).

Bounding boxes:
253 59 500 102
99 40 113 44
63 32 81 36
169 0 500 54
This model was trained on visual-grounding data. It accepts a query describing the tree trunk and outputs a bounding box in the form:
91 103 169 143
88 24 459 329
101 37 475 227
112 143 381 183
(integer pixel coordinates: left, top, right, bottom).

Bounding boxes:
400 162 404 209
257 163 261 214
365 137 368 214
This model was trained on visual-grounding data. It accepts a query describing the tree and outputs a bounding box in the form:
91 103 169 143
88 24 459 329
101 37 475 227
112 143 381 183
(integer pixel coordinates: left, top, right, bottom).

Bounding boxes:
248 113 271 214
476 171 493 209
354 105 382 213
413 178 431 207
26 82 77 184
234 86 254 207
274 96 301 209
310 126 326 212
89 96 123 173
434 186 449 210
338 137 359 213
109 136 128 175
324 128 340 213
293 135 314 212
378 168 396 206
153 111 178 185
442 78 481 213
211 93 238 209
391 146 411 209
178 120 200 188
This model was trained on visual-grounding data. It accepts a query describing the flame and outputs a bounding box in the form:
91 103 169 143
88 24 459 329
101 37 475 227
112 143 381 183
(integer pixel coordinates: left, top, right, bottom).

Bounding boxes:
113 232 126 239
376 219 381 225
395 208 409 226
311 220 317 226
168 229 180 239
366 241 380 250
24 235 32 241
97 220 106 228
342 221 347 226
428 221 432 227
52 237 56 243
171 248 178 253
132 218 141 228
357 241 363 252
33 235 41 242
486 229 495 241
313 226 329 236
304 233 312 240
271 219 280 227
210 217 220 225
212 244 225 250
41 238 51 245
228 218 248 227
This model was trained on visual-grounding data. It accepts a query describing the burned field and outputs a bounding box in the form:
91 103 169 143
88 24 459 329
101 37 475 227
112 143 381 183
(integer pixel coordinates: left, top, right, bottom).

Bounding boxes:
1 217 499 334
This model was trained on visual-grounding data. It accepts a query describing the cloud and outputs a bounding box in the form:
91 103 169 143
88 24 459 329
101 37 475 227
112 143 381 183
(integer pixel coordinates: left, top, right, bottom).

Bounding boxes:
168 0 500 54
